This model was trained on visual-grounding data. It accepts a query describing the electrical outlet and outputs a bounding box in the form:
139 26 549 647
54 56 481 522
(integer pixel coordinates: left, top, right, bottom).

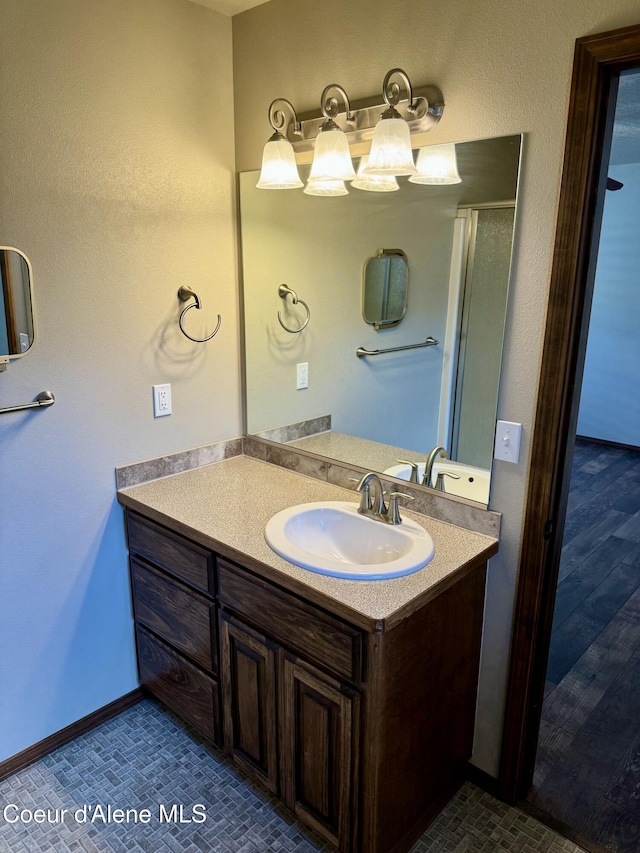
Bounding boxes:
296 362 309 390
153 384 172 417
494 420 522 463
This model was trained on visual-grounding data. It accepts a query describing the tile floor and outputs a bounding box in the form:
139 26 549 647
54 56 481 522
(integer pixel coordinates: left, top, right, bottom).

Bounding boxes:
0 699 586 852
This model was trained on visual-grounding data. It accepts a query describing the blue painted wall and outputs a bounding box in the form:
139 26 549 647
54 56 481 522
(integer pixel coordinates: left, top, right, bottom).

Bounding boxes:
577 163 640 447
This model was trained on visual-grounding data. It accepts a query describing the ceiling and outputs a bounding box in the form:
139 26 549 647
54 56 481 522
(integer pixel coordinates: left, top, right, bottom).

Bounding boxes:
188 0 270 16
610 69 640 166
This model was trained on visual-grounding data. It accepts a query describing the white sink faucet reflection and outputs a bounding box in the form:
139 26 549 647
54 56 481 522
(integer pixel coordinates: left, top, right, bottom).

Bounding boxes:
384 459 491 504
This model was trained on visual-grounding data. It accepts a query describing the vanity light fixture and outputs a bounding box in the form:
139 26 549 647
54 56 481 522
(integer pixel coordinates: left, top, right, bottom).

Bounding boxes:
352 155 400 192
362 69 420 177
307 85 357 184
409 142 462 185
257 70 444 191
256 99 304 189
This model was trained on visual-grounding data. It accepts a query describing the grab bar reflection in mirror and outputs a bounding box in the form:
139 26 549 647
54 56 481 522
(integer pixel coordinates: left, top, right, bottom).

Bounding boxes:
356 337 438 358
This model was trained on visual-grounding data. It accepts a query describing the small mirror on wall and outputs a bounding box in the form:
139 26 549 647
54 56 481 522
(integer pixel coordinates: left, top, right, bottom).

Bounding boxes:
362 249 408 330
0 247 35 368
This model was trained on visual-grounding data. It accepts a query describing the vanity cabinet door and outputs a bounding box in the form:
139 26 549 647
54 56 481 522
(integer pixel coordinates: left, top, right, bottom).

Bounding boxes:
280 654 359 852
220 614 279 794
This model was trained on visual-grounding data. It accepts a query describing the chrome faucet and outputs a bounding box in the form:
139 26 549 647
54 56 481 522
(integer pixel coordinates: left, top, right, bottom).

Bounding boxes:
355 472 413 524
422 445 448 487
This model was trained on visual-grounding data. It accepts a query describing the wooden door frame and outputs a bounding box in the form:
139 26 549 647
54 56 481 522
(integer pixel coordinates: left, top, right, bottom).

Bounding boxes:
499 22 640 802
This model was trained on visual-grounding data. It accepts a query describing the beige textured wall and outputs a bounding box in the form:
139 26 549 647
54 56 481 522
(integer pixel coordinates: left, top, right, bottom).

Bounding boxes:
232 0 640 775
0 0 239 759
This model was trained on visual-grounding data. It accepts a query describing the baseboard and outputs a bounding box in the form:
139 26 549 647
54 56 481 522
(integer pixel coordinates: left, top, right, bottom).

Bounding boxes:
576 434 640 453
519 799 612 853
0 688 145 781
465 762 500 798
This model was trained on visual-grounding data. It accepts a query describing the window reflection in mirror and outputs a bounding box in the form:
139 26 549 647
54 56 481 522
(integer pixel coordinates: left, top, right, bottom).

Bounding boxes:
0 248 34 359
240 135 522 507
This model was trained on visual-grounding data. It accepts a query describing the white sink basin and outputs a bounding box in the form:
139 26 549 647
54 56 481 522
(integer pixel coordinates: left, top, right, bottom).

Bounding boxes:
383 460 490 504
265 501 435 580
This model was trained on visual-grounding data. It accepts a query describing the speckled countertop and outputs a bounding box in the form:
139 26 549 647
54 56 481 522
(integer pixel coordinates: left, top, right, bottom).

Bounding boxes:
288 431 430 473
117 455 498 632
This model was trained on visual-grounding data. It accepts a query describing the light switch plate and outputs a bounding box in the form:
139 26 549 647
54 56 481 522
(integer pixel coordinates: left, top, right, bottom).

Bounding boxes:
494 420 522 463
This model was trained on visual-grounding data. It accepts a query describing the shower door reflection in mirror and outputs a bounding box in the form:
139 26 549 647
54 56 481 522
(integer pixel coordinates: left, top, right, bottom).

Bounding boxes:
240 135 522 507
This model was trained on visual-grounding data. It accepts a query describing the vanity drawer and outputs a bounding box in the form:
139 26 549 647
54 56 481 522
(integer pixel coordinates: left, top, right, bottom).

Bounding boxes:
136 626 220 745
218 559 362 683
131 558 217 675
127 511 214 595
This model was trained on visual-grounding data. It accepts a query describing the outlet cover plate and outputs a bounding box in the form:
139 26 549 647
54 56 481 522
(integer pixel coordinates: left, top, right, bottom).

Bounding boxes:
153 384 172 417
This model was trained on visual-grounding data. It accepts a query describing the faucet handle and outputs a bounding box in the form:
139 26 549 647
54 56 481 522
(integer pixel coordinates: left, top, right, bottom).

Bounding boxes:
388 492 415 524
434 471 461 492
397 460 420 484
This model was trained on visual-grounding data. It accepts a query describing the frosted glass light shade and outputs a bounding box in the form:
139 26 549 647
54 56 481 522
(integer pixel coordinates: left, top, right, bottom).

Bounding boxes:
303 178 349 196
352 156 399 192
256 134 303 189
309 123 357 182
362 117 418 176
409 143 462 185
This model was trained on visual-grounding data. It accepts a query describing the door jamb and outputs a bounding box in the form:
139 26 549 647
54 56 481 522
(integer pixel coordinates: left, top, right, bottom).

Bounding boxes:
499 22 640 802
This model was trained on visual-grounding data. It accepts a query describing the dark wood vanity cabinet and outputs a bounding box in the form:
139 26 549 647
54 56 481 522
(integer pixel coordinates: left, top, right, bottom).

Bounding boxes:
220 612 359 849
279 652 359 850
125 508 488 853
219 616 279 794
127 512 221 744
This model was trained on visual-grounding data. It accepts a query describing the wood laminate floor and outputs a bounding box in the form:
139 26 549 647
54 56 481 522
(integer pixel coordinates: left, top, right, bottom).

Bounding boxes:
530 437 640 853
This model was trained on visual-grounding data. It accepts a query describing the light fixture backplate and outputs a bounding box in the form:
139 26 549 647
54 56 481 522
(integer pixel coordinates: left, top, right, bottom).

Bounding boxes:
286 85 444 153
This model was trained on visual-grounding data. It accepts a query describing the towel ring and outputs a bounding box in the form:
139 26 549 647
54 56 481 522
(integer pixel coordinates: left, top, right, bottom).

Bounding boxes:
277 284 310 334
178 286 221 343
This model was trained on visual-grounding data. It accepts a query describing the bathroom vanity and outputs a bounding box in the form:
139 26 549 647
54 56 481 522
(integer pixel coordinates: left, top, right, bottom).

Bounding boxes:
117 456 498 853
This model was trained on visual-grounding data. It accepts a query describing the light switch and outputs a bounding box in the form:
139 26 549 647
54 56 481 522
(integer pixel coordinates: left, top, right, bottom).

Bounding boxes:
494 420 522 463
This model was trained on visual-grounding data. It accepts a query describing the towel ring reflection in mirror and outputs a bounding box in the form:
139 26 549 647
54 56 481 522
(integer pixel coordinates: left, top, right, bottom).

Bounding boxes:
177 286 221 343
277 284 310 334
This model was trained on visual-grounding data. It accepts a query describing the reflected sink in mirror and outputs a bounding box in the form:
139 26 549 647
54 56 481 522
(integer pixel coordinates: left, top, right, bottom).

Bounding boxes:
383 460 490 504
265 501 435 580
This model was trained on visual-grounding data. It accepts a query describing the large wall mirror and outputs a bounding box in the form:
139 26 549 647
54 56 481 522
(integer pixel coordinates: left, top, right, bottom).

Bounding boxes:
240 135 522 507
1 247 35 367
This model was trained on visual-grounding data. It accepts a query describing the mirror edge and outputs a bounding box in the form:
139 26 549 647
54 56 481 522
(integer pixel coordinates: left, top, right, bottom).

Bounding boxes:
0 245 36 370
